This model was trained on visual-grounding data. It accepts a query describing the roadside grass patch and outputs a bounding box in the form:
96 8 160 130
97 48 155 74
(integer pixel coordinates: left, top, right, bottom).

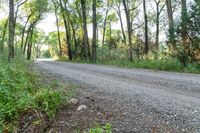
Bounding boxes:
60 58 200 74
0 59 74 132
88 124 112 133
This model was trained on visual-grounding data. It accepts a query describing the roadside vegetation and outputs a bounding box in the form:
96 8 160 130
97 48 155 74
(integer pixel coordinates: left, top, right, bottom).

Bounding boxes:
0 56 74 132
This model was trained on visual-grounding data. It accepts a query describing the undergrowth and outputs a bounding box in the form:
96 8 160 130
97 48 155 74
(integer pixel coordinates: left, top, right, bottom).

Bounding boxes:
0 58 73 132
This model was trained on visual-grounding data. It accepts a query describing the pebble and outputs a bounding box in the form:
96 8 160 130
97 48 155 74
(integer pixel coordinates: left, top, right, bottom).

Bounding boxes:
77 105 87 111
69 98 79 105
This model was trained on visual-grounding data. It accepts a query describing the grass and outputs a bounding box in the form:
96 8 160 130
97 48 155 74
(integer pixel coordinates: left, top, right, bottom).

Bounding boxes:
0 57 74 132
57 58 200 74
88 124 112 133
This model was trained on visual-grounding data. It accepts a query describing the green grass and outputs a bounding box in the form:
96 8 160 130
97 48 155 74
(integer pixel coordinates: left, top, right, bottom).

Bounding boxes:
58 58 200 74
88 124 112 133
0 58 74 132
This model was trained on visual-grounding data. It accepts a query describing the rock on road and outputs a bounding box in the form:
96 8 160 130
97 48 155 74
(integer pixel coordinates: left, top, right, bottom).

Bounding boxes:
35 59 200 133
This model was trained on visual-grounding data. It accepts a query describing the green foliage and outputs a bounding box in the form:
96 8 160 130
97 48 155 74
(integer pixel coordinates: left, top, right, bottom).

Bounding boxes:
0 58 69 131
88 124 112 133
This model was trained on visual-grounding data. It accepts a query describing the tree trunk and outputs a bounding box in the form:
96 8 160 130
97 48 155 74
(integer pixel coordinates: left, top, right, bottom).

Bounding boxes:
80 0 90 60
8 0 15 61
0 19 8 52
63 15 72 60
166 0 175 47
155 2 159 50
54 6 62 56
92 0 97 63
102 10 109 46
181 0 187 46
21 13 32 52
122 0 133 60
143 0 149 55
27 27 34 60
118 11 126 44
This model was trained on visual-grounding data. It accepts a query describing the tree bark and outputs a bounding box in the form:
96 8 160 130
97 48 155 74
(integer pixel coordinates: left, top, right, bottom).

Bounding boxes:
8 0 15 61
80 0 90 60
21 13 33 52
113 0 126 44
166 0 175 47
122 0 133 60
102 10 109 46
143 0 149 55
0 19 8 52
181 0 187 46
92 0 97 63
54 5 62 56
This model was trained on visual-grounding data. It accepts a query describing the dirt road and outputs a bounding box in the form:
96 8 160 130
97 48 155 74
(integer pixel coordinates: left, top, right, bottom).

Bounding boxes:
35 59 200 132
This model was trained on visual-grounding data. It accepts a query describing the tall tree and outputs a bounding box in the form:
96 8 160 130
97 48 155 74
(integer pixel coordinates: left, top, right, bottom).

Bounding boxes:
181 0 187 46
92 0 97 63
166 0 175 47
52 0 62 56
0 19 8 52
122 0 133 60
113 0 126 44
8 0 15 61
143 0 149 54
80 0 91 60
153 0 165 49
102 0 112 46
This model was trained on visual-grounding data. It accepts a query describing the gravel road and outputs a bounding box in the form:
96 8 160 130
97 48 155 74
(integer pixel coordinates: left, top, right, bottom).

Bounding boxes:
35 59 200 133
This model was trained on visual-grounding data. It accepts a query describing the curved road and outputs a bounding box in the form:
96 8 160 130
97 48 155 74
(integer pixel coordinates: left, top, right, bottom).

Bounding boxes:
35 59 200 132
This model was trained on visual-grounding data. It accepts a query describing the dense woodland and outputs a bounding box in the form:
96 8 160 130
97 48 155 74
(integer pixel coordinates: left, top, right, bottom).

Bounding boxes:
0 0 199 67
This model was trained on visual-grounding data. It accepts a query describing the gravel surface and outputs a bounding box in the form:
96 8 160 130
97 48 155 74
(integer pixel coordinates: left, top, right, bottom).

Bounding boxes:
35 59 200 133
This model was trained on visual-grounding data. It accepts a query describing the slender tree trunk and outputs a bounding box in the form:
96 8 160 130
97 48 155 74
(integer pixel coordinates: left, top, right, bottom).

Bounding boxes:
155 2 159 49
54 7 62 56
63 16 72 60
8 0 15 61
69 18 78 55
117 11 126 44
166 0 175 47
27 27 34 60
0 19 8 52
23 25 32 54
143 0 149 55
92 0 97 63
123 0 133 60
181 0 187 46
21 13 32 52
102 10 109 46
80 0 90 60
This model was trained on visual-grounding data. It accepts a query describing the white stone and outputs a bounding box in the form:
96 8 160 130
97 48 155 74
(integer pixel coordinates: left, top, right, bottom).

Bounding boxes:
77 105 87 111
69 98 79 105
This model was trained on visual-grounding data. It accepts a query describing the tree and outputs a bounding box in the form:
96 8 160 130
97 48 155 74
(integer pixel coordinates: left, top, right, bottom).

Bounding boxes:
8 0 15 61
143 0 149 55
166 0 175 47
80 0 91 60
153 0 165 49
102 0 112 46
52 0 62 56
92 0 97 63
113 0 126 44
181 0 187 46
122 0 133 60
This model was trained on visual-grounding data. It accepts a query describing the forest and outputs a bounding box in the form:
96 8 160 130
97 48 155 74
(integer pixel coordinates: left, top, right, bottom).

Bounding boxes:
0 0 200 132
0 0 199 69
